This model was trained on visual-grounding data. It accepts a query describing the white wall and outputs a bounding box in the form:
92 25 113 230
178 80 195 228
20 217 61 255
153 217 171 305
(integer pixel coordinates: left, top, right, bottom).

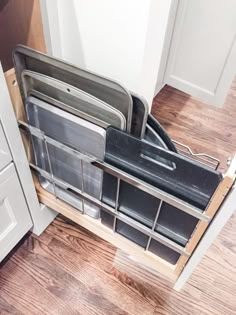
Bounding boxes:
42 0 172 107
140 0 173 102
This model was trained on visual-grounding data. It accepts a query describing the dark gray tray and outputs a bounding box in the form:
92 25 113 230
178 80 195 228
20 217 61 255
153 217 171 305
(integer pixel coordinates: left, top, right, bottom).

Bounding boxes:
130 93 148 138
101 127 222 248
104 128 222 209
145 114 178 152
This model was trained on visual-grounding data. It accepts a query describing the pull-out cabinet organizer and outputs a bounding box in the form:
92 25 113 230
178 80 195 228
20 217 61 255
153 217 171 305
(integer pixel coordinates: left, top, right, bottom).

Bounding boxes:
18 115 235 274
6 46 236 282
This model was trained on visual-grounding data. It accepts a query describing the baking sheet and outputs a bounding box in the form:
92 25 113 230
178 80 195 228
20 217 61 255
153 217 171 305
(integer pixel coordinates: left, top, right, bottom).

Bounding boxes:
26 96 106 218
22 70 126 130
145 114 177 152
130 93 148 138
13 45 133 131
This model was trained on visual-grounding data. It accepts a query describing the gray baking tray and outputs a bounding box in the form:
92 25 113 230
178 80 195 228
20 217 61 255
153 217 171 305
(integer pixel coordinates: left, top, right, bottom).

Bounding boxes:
145 123 169 149
22 70 126 130
146 114 177 152
26 96 106 218
13 45 133 131
130 93 148 138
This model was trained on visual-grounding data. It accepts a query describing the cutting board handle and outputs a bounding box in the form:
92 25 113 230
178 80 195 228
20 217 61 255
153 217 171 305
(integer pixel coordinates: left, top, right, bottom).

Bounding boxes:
140 153 176 171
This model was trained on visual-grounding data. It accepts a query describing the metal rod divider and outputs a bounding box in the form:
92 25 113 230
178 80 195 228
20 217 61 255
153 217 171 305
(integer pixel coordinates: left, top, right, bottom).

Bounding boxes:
146 200 163 251
30 163 189 256
18 120 211 222
113 178 121 232
92 161 210 222
43 135 58 198
80 159 85 214
173 140 220 170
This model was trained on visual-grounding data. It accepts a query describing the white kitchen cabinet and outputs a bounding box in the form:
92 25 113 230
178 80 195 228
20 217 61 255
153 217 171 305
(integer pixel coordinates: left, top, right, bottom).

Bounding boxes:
40 0 173 108
164 0 236 106
0 163 32 261
0 121 11 171
0 62 57 262
0 65 57 238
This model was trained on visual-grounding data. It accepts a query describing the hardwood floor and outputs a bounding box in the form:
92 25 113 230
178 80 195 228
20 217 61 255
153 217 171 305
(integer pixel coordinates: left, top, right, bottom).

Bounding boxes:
152 79 236 173
1 81 236 314
1 213 236 315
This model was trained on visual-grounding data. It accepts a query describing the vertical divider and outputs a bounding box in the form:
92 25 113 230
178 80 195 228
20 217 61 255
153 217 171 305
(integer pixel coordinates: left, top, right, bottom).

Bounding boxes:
80 159 85 214
146 200 163 250
113 178 121 232
44 135 57 198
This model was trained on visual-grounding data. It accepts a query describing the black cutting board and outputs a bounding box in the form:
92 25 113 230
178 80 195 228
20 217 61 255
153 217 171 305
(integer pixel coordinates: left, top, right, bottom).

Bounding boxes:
103 127 222 209
101 127 222 246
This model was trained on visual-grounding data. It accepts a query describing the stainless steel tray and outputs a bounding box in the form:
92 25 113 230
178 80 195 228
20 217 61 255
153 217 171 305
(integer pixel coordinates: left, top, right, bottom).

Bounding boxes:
26 96 106 218
145 123 169 149
13 45 133 131
146 114 177 152
130 92 148 138
22 70 126 130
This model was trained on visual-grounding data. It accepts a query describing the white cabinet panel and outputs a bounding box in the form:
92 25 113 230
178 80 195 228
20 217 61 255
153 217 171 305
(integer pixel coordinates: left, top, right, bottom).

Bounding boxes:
165 0 236 106
0 163 32 261
0 122 12 171
0 64 57 235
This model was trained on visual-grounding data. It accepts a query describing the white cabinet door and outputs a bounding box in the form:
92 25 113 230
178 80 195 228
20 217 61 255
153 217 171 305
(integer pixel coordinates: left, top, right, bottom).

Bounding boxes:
0 163 32 261
0 121 12 171
165 0 236 106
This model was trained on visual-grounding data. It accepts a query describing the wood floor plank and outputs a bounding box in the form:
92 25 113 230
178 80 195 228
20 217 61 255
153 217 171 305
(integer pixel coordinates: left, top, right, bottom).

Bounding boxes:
0 255 72 315
33 220 158 314
1 213 235 315
0 296 22 315
20 237 130 315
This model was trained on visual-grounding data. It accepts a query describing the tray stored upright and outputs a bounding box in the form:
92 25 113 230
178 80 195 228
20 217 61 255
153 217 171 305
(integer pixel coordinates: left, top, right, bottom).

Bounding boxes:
5 53 236 284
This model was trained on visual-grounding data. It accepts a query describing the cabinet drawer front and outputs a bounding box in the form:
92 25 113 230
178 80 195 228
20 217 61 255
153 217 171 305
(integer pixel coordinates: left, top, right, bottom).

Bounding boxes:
0 163 32 261
0 122 12 171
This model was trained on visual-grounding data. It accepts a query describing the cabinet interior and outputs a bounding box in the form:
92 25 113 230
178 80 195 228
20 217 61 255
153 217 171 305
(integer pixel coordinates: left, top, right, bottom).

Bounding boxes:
0 0 45 71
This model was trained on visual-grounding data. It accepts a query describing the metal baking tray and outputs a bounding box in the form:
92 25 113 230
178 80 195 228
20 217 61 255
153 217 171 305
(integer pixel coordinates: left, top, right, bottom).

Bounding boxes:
21 70 126 130
145 114 178 152
13 45 133 131
130 93 149 138
26 96 106 218
144 114 177 169
30 135 97 216
145 123 168 148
